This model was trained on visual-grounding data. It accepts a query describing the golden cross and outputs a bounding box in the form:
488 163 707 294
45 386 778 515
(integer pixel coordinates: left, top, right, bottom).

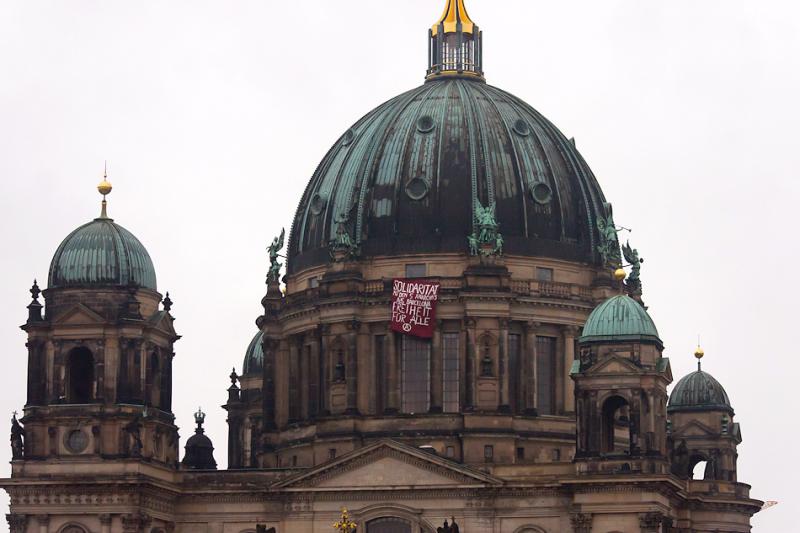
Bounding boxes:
332 508 357 532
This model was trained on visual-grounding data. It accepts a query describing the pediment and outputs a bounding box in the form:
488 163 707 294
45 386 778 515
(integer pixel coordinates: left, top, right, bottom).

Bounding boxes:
147 311 178 338
53 304 105 326
585 355 642 375
673 420 717 438
273 440 502 490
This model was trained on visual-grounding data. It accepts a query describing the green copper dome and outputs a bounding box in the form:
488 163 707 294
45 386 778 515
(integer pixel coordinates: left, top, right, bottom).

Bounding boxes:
668 369 732 414
580 294 661 345
48 217 157 290
288 78 613 274
243 331 264 375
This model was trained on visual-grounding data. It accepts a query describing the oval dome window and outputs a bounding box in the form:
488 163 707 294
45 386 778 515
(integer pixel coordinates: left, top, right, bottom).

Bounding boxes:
405 177 430 201
342 129 355 146
416 115 435 134
310 193 328 215
513 118 530 136
531 182 553 204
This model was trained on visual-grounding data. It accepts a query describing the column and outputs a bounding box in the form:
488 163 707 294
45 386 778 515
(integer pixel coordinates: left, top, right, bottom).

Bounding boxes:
386 326 399 414
6 515 27 533
36 515 48 533
499 319 510 412
309 334 321 418
320 325 331 415
430 321 443 413
299 336 310 420
570 512 593 533
639 512 664 533
465 318 477 409
524 322 539 415
99 514 112 533
344 321 360 414
288 338 300 422
356 322 371 414
262 338 277 430
563 326 579 413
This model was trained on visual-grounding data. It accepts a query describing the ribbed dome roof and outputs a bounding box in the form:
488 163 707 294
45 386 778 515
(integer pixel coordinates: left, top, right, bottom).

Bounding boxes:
48 217 157 290
669 369 732 414
243 331 264 375
580 295 661 345
288 78 612 274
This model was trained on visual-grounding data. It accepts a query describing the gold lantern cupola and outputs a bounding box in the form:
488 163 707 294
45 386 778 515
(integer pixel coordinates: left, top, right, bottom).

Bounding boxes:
427 0 484 81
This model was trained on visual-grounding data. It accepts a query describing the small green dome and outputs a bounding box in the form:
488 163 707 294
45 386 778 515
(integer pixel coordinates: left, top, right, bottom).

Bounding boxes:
580 295 661 345
243 331 264 375
48 217 157 290
668 369 732 414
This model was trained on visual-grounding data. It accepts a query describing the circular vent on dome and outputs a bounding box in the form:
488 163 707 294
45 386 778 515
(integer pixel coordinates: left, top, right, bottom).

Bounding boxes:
416 115 435 134
405 177 430 200
310 193 327 215
531 182 553 204
513 119 530 136
342 129 355 146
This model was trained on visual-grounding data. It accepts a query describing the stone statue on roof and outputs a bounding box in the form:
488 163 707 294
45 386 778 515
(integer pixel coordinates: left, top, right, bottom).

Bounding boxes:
267 228 285 284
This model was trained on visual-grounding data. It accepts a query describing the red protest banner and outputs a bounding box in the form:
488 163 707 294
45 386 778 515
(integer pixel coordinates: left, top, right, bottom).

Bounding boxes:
391 279 440 338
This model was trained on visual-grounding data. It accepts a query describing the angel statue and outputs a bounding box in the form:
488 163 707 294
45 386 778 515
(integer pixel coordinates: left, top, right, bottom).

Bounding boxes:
622 240 644 296
469 199 503 256
267 228 285 284
329 212 359 261
596 203 625 267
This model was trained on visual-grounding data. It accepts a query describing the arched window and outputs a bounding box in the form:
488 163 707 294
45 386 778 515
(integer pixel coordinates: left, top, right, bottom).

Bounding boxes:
367 517 412 533
601 395 631 454
689 452 712 480
66 347 94 403
60 525 88 533
401 337 430 414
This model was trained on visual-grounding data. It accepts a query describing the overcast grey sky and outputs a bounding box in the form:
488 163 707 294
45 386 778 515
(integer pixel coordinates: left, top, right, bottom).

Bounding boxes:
0 0 797 530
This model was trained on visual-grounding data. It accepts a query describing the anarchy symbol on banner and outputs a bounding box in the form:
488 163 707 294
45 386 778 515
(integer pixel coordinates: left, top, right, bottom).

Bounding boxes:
402 323 412 332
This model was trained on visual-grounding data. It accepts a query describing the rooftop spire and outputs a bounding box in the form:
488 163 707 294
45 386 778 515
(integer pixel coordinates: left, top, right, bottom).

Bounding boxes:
427 0 484 81
97 163 113 219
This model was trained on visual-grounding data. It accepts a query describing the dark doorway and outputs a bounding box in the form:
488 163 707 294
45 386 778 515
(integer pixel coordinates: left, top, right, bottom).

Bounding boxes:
367 517 412 533
67 347 94 403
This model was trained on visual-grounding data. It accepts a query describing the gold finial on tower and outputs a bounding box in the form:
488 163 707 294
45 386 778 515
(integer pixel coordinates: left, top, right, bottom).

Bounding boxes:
694 344 705 371
613 267 627 282
97 162 113 218
432 0 475 36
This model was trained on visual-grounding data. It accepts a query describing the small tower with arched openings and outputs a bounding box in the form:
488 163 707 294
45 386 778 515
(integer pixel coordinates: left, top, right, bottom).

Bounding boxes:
18 171 180 467
571 293 673 472
667 347 742 482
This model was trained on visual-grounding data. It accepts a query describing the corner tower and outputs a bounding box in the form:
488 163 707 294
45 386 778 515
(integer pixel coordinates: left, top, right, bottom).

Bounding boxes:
19 174 180 466
572 294 673 471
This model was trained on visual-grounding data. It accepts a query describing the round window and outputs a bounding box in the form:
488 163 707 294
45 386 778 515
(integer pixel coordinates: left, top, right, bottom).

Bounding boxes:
531 182 553 204
65 430 89 454
513 118 531 136
310 193 327 216
342 129 355 146
405 177 430 201
416 115 435 134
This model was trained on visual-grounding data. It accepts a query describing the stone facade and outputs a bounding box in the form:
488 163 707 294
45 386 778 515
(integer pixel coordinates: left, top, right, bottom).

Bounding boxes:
0 2 763 532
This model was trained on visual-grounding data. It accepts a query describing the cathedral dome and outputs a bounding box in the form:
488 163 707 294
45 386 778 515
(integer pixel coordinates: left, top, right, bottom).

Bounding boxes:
243 331 264 376
668 369 732 414
288 77 612 274
48 217 157 291
580 295 661 346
